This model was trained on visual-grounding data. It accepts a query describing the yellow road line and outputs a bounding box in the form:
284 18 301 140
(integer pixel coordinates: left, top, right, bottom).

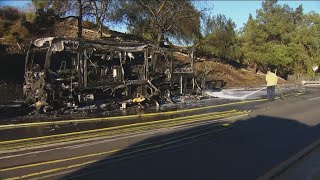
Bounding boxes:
0 110 238 145
3 126 232 180
1 91 305 179
0 93 303 179
0 149 121 172
0 111 248 152
0 91 303 130
11 112 245 150
4 160 96 180
0 114 229 150
1 118 234 172
0 99 263 130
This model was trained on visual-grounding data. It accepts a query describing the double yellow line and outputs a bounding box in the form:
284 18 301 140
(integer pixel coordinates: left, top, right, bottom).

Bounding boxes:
0 91 305 179
1 122 233 180
0 110 248 152
0 98 265 130
0 91 303 131
0 91 304 151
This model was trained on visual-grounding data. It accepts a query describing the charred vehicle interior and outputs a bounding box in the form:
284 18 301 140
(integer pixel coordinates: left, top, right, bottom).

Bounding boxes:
23 37 199 111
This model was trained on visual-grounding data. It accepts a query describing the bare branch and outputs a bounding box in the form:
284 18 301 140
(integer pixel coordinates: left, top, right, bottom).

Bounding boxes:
139 0 156 18
156 1 165 15
60 15 79 20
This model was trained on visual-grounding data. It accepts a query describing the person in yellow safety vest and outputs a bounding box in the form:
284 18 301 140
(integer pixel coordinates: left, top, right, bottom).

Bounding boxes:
265 68 278 101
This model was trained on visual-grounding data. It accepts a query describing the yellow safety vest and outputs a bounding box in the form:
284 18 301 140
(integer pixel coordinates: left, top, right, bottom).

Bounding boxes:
266 72 278 86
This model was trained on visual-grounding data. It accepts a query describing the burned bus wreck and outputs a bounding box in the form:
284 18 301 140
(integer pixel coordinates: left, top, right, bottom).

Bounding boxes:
23 37 197 110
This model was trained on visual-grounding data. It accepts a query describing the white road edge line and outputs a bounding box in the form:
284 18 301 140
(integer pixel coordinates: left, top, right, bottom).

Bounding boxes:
308 97 320 101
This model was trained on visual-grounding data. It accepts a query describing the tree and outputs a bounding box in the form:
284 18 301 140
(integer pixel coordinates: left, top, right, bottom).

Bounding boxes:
290 12 320 76
198 14 240 62
115 0 201 47
89 0 119 38
32 0 91 38
240 14 260 72
0 6 29 44
240 0 308 76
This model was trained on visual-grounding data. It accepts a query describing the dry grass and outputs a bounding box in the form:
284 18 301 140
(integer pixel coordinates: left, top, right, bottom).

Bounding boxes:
171 52 280 88
194 60 285 88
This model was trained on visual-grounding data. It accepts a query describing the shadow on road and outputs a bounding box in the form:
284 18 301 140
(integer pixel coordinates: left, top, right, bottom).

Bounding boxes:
61 113 320 180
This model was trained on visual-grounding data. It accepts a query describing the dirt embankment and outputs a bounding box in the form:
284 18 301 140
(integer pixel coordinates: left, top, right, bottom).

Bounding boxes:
173 54 286 88
194 61 267 88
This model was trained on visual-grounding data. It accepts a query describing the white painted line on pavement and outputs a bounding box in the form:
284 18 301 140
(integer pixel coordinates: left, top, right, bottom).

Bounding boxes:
308 97 320 101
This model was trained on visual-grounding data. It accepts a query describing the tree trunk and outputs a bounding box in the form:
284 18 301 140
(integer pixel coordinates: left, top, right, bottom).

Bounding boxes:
156 31 162 48
93 1 103 39
253 62 258 74
99 21 103 38
77 0 83 38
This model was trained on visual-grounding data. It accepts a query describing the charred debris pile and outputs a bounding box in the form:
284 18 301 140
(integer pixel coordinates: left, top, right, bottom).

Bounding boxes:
23 37 208 113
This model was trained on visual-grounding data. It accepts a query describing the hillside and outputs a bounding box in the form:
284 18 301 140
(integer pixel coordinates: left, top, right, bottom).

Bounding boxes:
0 19 144 54
173 53 286 88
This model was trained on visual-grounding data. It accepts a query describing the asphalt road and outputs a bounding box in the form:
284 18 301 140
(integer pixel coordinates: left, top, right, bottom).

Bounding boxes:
1 86 320 180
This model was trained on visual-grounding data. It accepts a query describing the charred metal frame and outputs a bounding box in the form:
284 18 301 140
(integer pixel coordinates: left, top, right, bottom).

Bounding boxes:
23 37 197 109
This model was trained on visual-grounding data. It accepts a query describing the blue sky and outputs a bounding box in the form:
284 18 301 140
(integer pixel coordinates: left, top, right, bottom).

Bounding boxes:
1 0 319 32
195 1 319 30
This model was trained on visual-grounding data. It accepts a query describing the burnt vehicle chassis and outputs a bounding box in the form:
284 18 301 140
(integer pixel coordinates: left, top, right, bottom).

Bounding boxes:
23 37 197 110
